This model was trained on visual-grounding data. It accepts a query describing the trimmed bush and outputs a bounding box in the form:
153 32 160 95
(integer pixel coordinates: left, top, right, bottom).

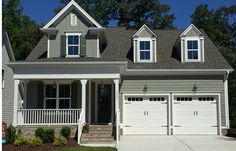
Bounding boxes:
44 129 55 143
14 137 28 146
6 124 16 144
53 136 67 146
29 137 43 147
60 126 71 139
35 127 46 142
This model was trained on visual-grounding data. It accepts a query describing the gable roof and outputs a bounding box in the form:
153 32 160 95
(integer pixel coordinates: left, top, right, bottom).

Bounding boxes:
42 0 102 29
132 24 157 37
180 24 205 37
22 28 232 70
2 30 15 61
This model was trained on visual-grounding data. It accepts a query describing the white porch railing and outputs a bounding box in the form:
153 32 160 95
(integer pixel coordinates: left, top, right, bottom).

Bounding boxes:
17 109 82 125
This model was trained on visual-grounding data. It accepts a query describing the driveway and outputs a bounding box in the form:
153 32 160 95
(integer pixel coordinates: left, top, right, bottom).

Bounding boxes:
117 135 236 151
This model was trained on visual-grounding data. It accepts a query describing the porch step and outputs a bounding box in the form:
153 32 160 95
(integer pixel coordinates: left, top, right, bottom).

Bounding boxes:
80 125 115 144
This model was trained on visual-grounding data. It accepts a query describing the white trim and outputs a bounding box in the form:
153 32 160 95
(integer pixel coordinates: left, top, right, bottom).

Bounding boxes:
65 33 81 57
97 37 100 58
180 24 205 37
9 61 127 65
13 80 20 126
88 80 91 123
113 79 120 144
80 79 88 122
126 69 233 72
172 92 221 135
181 38 184 62
185 37 201 62
43 0 102 29
14 73 120 80
224 71 230 128
137 38 153 62
153 39 157 62
201 38 205 62
47 35 50 58
132 24 157 38
133 40 136 62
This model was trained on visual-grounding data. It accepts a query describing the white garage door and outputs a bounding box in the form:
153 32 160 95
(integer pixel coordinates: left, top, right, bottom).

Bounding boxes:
124 95 168 135
173 95 218 134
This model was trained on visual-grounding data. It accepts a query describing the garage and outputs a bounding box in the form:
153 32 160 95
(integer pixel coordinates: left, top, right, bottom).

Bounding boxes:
123 95 168 135
173 95 218 135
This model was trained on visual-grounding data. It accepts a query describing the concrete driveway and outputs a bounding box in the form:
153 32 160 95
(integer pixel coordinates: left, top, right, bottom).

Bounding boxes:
117 135 236 151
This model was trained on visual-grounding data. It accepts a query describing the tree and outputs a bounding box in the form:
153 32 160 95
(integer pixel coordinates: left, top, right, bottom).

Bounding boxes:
3 0 43 60
191 4 236 128
55 0 175 29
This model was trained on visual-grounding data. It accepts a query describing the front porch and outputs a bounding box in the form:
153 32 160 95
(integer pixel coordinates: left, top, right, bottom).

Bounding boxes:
13 75 120 144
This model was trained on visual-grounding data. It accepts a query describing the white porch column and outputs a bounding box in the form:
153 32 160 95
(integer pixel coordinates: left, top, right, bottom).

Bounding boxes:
13 80 20 126
80 79 88 123
113 79 120 144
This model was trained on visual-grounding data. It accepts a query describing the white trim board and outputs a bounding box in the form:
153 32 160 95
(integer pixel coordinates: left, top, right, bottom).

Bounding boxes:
42 0 102 29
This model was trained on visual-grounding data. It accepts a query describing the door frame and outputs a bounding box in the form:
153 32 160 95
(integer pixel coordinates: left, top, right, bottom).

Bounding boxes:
122 93 171 135
94 80 114 124
172 93 221 135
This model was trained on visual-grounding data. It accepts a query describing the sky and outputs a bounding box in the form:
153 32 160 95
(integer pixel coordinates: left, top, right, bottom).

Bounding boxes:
21 0 235 29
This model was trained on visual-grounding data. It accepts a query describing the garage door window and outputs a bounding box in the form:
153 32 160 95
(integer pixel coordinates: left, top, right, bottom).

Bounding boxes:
149 97 165 101
176 97 192 101
128 97 143 101
198 97 214 101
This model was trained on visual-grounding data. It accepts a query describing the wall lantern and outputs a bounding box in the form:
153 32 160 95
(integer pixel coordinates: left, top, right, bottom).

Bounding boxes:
192 83 198 93
143 83 148 93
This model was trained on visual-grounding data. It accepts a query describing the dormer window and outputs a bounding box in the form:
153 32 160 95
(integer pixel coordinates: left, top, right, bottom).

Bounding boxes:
138 39 152 62
186 39 200 62
66 33 81 57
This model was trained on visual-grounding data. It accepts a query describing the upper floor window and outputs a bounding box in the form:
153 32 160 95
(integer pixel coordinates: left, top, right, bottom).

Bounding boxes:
66 33 80 57
185 39 200 62
71 13 77 26
138 39 152 62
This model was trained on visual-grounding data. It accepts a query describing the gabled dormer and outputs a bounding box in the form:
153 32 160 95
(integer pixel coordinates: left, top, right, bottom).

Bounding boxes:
40 0 103 58
180 24 205 63
132 25 157 63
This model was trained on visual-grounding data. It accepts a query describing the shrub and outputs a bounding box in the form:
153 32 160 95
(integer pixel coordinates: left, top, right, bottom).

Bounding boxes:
35 127 45 142
60 127 71 139
14 137 28 146
6 124 16 144
29 137 43 147
53 136 67 146
44 129 55 143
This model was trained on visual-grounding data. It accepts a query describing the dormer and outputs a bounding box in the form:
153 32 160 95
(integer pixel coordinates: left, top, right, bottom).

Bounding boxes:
132 25 157 63
180 24 205 63
40 0 103 58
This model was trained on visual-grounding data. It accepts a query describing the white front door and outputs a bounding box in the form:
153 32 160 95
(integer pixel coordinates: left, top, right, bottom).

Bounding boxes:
123 95 168 135
173 95 218 134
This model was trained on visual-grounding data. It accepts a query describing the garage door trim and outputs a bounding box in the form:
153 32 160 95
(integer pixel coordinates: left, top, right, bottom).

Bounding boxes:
122 93 171 135
172 93 221 135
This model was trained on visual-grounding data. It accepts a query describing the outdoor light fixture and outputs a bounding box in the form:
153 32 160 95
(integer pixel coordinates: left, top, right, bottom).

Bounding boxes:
192 83 198 93
143 83 148 93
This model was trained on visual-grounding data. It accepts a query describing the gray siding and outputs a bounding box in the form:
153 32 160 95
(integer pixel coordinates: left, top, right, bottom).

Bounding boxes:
49 10 98 58
2 44 14 124
138 29 152 37
120 75 226 126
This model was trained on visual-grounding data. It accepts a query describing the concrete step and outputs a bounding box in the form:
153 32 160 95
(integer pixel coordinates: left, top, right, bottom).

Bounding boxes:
82 133 113 137
81 137 115 142
89 125 113 131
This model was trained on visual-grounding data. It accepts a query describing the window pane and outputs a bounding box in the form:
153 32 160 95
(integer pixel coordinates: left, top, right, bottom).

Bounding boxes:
68 35 79 45
46 99 56 109
140 51 150 60
140 41 150 50
59 85 70 97
59 99 70 109
188 51 198 59
68 46 79 55
187 40 198 49
45 85 56 97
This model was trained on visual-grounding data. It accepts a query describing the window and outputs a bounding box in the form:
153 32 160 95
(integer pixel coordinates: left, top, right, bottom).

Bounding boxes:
44 84 71 109
186 39 200 61
66 33 80 57
138 39 152 62
71 13 77 26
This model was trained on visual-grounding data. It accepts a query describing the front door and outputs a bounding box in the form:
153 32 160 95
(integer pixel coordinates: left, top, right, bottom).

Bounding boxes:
97 84 112 123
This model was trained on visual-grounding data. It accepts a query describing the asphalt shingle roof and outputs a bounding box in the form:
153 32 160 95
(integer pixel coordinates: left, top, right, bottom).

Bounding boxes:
24 28 232 70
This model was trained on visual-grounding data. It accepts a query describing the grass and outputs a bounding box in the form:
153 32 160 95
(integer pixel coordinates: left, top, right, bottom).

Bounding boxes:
54 146 117 151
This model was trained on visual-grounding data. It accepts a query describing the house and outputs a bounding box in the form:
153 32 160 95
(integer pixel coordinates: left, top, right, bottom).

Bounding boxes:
8 0 233 145
2 30 23 125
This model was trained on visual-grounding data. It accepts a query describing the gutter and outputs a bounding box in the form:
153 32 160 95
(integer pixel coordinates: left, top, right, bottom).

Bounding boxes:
126 69 234 72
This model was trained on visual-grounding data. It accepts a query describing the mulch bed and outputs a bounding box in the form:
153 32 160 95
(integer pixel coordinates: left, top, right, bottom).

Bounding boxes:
3 138 79 151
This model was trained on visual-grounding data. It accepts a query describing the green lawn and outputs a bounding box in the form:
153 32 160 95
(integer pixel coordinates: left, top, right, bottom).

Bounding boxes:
54 146 117 151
